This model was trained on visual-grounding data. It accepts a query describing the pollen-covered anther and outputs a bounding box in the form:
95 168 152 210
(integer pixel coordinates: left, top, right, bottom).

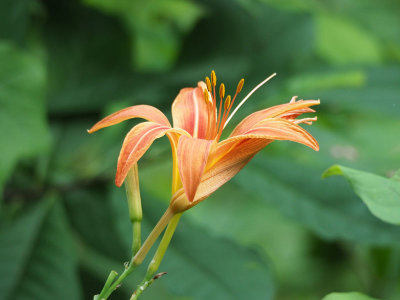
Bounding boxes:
203 89 210 104
205 77 212 92
219 83 225 100
236 79 244 94
224 95 231 110
211 70 216 87
294 116 318 125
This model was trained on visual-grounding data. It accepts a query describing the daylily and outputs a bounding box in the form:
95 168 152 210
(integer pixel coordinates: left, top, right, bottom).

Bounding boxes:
88 71 319 213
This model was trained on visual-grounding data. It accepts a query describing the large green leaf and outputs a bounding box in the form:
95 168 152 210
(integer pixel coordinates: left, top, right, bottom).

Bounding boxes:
322 292 380 300
234 155 400 245
323 165 400 225
0 199 81 300
0 42 50 193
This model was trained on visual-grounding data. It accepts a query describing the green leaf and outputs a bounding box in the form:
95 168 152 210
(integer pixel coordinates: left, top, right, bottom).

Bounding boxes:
322 291 380 300
323 165 400 225
0 0 42 43
0 42 50 193
82 0 204 71
0 198 81 300
235 156 400 245
316 14 382 65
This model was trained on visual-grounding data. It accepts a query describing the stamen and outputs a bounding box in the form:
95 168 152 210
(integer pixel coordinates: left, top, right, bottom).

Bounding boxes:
224 73 277 128
203 89 210 103
210 71 217 137
211 70 216 87
236 79 244 94
219 83 225 100
205 77 212 92
290 96 298 103
224 95 231 110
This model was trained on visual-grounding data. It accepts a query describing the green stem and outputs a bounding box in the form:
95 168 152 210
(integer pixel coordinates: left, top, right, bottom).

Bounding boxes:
94 270 118 300
130 277 153 300
130 213 182 299
97 208 174 300
132 221 141 255
145 213 181 279
125 164 142 256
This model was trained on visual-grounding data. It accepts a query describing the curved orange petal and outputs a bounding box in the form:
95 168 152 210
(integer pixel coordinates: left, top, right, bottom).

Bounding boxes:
172 82 212 139
177 136 214 202
170 138 267 212
171 118 319 211
230 99 320 136
116 122 188 186
225 118 319 152
88 105 171 133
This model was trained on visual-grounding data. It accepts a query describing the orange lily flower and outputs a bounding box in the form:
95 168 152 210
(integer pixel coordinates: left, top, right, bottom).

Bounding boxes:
88 71 319 213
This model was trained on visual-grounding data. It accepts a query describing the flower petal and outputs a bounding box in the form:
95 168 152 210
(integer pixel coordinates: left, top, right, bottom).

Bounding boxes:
172 82 211 139
230 99 320 136
241 118 319 151
177 136 214 202
170 138 267 212
88 105 171 133
116 122 187 186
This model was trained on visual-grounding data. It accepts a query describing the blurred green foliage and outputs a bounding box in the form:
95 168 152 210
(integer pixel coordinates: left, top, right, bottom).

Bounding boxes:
1 0 399 299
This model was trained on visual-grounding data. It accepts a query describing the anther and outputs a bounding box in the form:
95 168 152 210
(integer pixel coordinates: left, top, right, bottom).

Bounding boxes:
224 95 231 110
203 89 210 103
211 70 216 87
205 77 212 92
236 79 244 94
219 83 225 100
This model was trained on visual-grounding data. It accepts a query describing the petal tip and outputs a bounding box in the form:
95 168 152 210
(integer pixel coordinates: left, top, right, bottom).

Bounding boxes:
115 176 124 187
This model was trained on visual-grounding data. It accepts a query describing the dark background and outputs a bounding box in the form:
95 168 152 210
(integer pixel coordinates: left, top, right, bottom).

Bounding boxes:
1 0 400 299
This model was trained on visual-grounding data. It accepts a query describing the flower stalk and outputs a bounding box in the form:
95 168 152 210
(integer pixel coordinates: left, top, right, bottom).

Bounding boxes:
125 164 142 255
96 208 175 299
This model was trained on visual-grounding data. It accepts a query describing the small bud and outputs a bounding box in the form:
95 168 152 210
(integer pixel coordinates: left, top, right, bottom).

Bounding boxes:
211 70 216 87
224 95 231 110
219 83 225 100
205 77 212 91
236 78 244 94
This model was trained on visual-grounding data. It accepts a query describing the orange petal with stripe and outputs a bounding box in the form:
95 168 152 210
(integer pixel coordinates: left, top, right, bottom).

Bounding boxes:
240 118 319 151
116 122 187 186
172 82 212 139
170 138 267 212
88 105 171 133
177 136 214 202
230 99 320 136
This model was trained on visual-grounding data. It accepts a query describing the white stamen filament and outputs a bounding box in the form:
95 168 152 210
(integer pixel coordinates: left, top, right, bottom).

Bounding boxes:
224 73 277 128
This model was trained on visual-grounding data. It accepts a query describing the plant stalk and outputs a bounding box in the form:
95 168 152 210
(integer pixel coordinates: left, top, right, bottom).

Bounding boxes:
97 208 174 299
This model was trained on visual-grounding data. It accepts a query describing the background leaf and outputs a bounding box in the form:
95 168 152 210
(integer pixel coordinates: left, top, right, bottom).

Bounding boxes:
323 165 400 225
0 42 50 195
322 291 380 300
0 198 81 300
